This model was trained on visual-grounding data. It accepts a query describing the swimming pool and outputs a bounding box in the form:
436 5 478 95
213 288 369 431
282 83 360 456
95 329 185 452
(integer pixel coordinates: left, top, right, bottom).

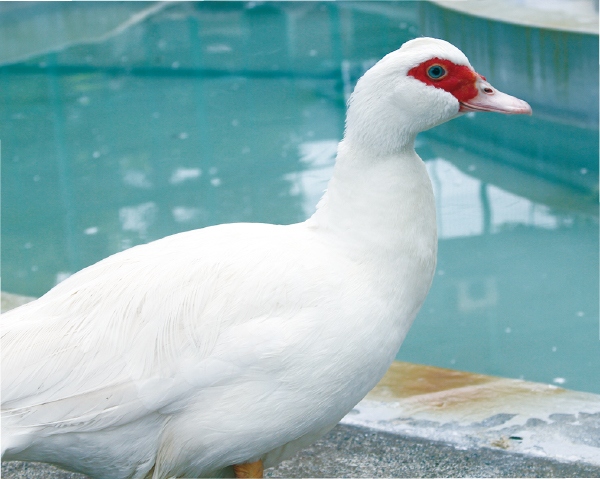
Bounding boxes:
1 2 598 393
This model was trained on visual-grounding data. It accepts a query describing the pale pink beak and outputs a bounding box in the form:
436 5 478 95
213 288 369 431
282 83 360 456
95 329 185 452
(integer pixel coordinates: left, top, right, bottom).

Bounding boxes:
460 76 532 115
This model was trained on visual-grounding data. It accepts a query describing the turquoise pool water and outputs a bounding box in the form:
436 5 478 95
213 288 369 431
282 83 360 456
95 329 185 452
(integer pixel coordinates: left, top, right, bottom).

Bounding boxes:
1 2 598 393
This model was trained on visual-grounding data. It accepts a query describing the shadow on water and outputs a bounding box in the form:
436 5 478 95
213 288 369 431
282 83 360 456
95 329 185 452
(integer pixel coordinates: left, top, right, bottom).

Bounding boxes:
0 1 598 393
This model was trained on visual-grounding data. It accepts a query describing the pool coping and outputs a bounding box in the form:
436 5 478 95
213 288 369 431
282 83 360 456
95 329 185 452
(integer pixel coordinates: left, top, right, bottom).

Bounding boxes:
2 291 599 469
430 0 599 34
345 361 600 467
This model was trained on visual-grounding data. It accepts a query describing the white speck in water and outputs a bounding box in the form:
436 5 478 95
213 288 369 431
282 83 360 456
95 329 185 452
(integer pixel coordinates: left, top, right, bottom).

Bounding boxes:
580 168 588 175
78 96 90 106
548 384 558 389
171 61 180 69
576 311 585 317
505 327 512 333
178 132 189 140
242 147 251 154
31 265 38 272
309 49 318 57
152 112 160 119
12 113 24 120
206 44 232 54
119 202 157 237
468 165 476 172
121 56 128 63
552 346 557 352
307 130 315 138
157 39 167 50
92 151 101 159
84 227 98 235
288 183 301 196
123 170 152 189
211 178 222 187
85 55 93 63
209 167 218 175
55 272 72 284
437 270 445 276
466 112 476 118
399 22 407 29
39 61 47 68
170 167 202 184
24 242 32 249
450 359 456 364
231 119 239 127
172 206 200 223
33 175 40 182
108 79 122 90
553 377 566 385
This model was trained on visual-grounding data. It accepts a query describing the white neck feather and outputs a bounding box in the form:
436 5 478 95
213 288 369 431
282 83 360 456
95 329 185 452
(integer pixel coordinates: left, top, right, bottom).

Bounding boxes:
307 139 437 268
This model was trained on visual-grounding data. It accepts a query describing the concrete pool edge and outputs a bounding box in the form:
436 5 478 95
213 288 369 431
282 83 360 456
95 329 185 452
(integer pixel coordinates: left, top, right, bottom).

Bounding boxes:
345 361 600 467
2 291 599 470
430 0 599 35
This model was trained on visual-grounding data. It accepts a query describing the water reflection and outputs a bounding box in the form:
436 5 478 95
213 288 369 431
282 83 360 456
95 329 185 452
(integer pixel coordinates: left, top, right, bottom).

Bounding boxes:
426 158 561 238
284 140 337 217
0 1 598 393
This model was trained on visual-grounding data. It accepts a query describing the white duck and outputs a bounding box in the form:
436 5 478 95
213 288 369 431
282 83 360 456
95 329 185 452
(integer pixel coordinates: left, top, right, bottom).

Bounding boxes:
2 37 531 479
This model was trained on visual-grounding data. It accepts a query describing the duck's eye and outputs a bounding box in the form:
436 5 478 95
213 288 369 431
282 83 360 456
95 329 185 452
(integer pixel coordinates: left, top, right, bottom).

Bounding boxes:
427 65 446 80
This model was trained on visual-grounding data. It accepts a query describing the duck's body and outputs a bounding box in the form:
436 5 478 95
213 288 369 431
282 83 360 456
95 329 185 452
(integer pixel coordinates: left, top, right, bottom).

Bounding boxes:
1 38 530 479
3 144 436 478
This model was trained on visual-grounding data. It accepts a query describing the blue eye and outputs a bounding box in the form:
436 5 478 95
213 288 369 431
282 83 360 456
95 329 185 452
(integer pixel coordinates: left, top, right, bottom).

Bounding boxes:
427 65 446 79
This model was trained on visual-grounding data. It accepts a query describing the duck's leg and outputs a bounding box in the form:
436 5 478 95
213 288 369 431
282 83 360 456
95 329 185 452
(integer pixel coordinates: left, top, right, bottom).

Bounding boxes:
232 459 263 478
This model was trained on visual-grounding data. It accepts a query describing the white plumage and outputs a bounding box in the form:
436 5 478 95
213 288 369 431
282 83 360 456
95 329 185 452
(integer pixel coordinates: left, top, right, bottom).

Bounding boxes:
1 38 530 479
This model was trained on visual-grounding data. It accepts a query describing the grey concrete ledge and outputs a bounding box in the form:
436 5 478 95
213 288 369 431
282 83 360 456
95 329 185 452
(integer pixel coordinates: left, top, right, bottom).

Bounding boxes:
3 424 600 478
2 292 599 477
344 362 600 467
1 291 36 313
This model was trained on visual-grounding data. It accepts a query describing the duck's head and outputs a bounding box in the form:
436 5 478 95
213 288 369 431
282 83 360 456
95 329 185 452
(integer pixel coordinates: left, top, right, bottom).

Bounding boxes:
345 37 532 155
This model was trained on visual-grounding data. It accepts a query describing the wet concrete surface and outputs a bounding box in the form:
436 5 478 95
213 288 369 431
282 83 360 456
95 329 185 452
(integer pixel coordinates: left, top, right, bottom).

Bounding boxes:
348 362 600 465
269 424 600 478
3 424 600 478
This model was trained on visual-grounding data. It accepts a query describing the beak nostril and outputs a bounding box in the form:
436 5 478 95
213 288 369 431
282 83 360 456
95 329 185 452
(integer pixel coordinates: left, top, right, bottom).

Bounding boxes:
483 87 494 94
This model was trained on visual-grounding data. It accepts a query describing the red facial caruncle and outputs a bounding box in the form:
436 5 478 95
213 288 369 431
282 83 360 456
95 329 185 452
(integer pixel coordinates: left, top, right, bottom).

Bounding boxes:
407 58 483 103
408 57 532 115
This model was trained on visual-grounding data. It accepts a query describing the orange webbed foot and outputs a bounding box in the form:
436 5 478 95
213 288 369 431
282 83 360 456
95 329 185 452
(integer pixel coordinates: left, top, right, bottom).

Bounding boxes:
233 459 263 478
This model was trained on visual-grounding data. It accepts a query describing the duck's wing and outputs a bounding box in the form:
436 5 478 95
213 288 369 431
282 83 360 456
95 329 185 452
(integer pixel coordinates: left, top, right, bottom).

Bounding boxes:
2 223 334 446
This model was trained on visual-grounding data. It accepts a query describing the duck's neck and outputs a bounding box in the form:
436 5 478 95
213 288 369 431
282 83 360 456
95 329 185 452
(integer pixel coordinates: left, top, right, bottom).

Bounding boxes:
307 138 437 267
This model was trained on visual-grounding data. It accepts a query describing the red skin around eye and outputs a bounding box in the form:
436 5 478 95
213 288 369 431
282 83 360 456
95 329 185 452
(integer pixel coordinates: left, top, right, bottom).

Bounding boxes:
408 58 483 103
